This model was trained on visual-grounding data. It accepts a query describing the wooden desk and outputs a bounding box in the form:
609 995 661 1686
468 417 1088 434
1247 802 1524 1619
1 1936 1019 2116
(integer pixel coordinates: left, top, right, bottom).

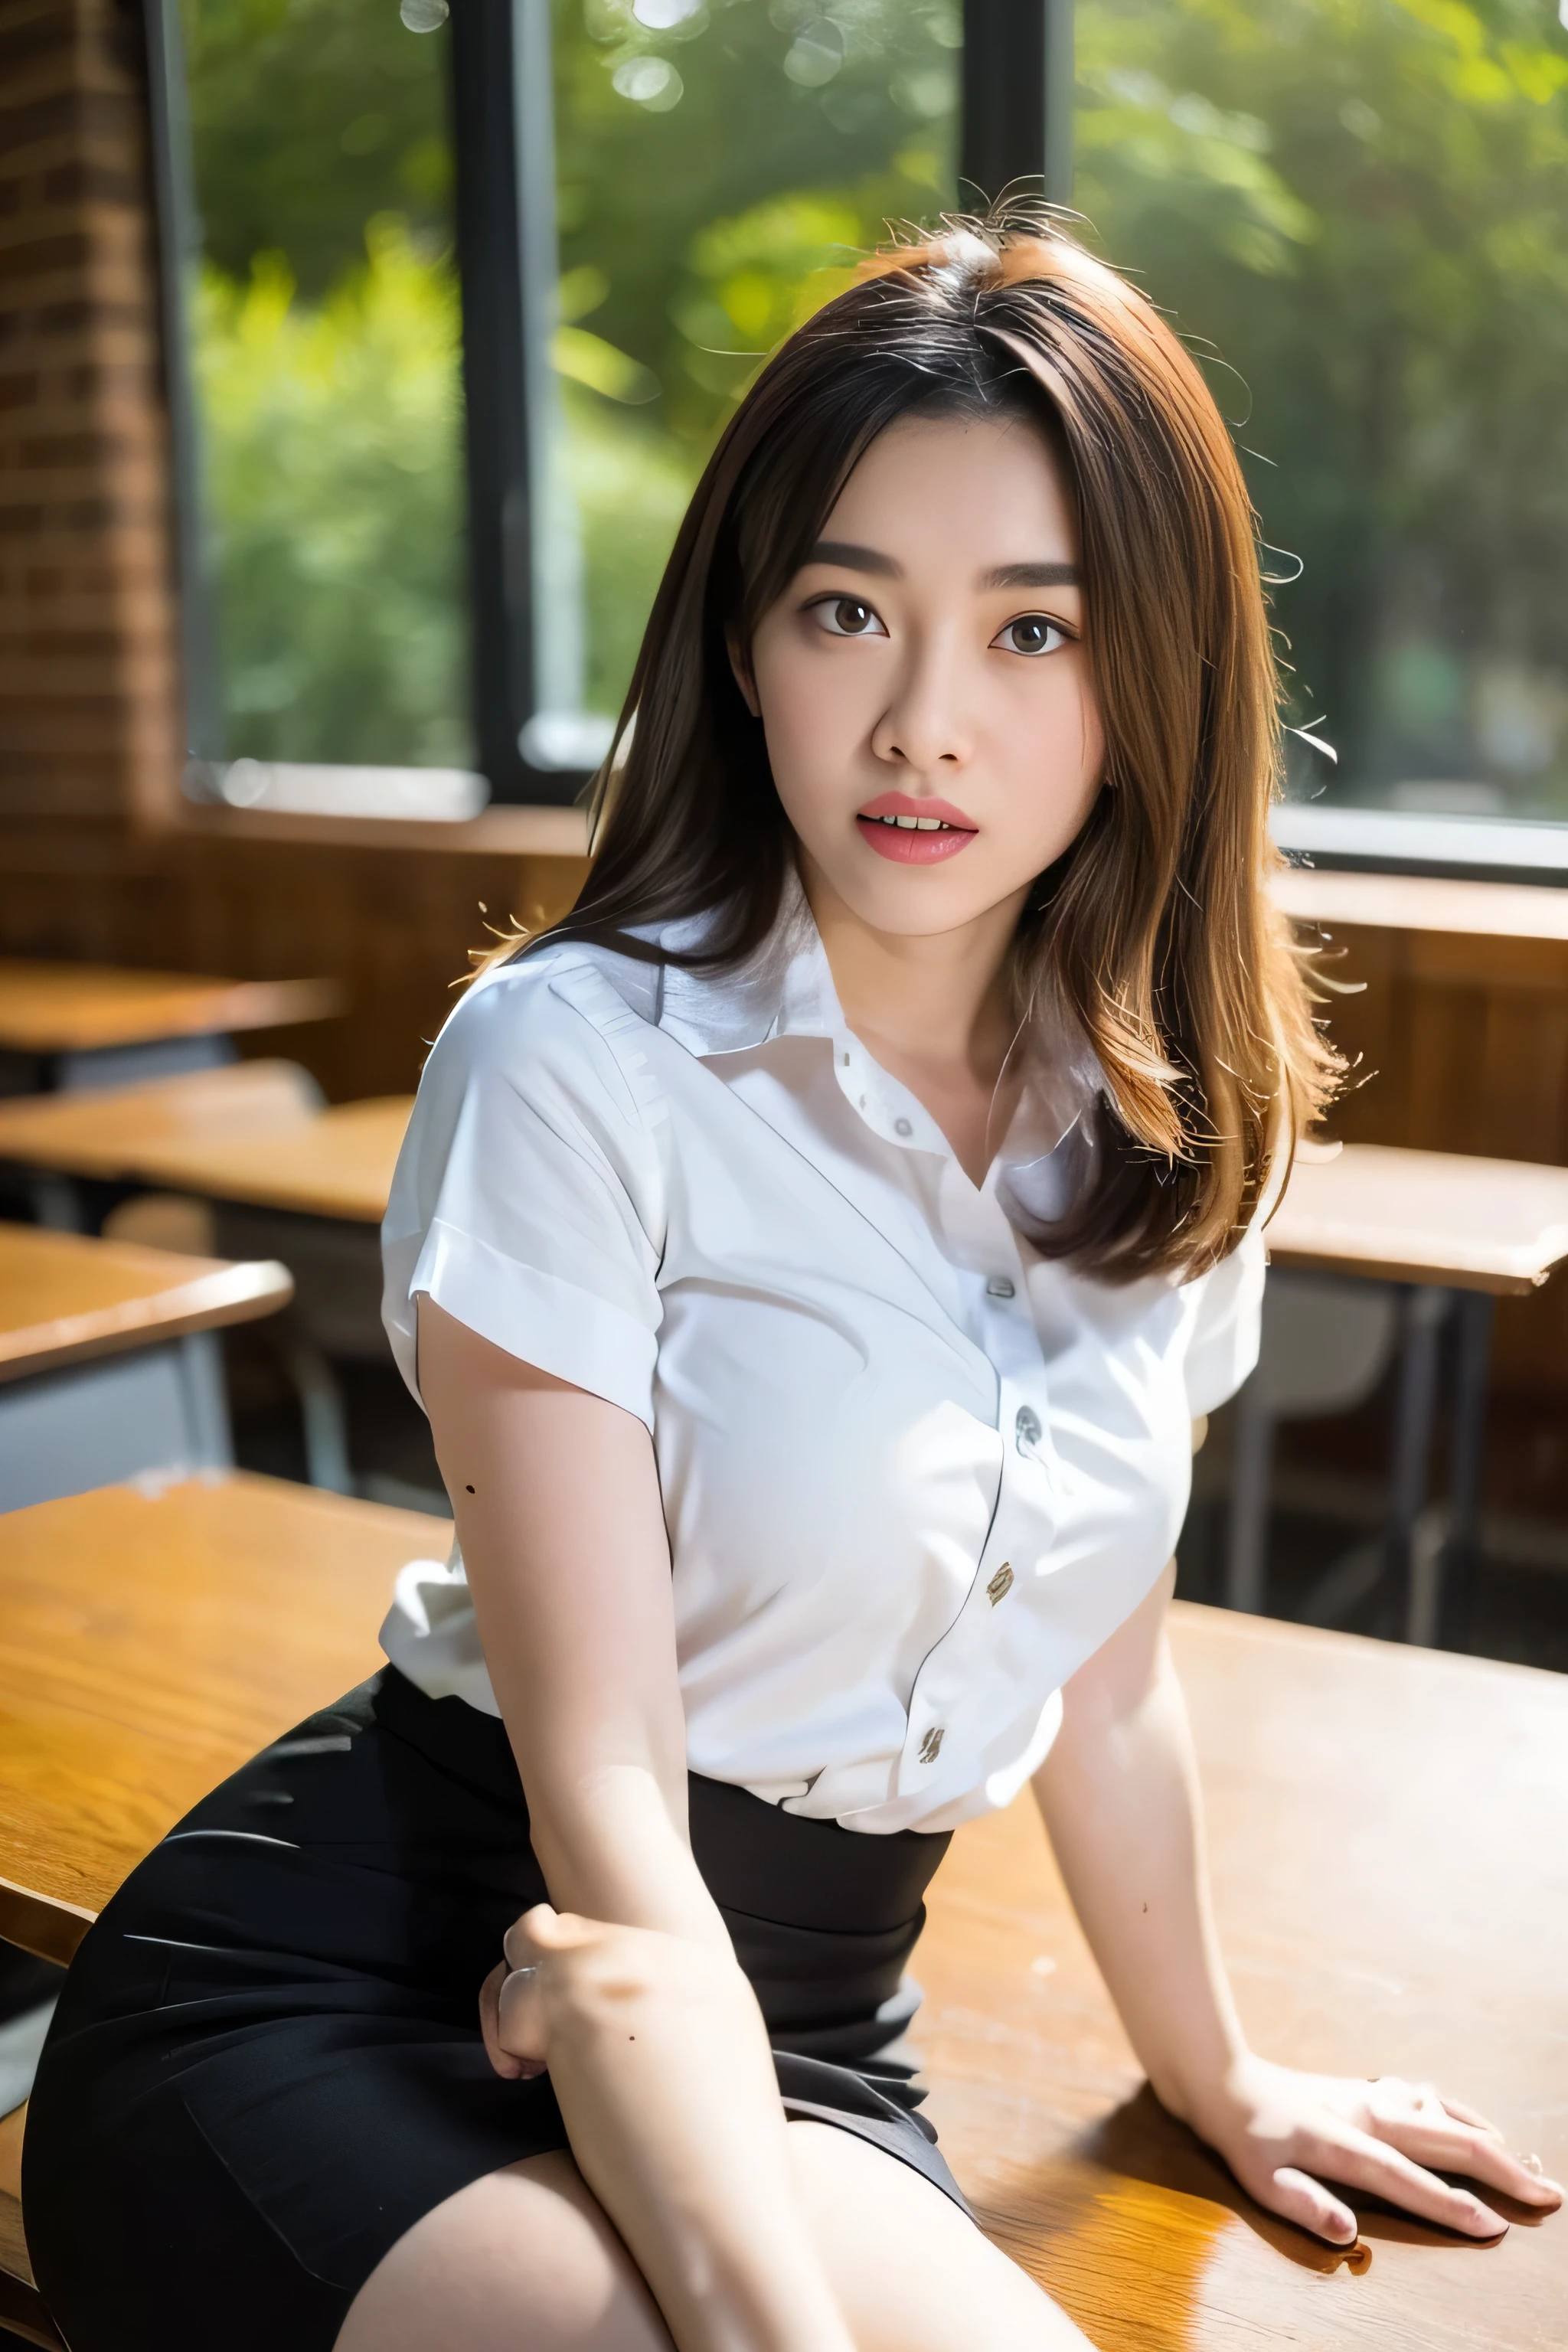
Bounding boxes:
107 1096 410 1224
918 1606 1568 2350
0 1067 410 1492
0 1472 446 1965
1272 864 1568 946
0 959 338 1068
0 1223 292 1385
1269 1142 1568 1295
0 1472 447 2342
0 1060 322 1191
0 1066 407 1225
0 1533 1560 2348
1253 1145 1568 1643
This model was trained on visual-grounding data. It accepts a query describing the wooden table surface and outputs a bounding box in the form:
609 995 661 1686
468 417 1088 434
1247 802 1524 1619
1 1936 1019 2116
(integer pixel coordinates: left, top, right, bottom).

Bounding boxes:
1271 865 1568 944
1267 1142 1568 1293
0 1061 408 1223
919 1608 1568 2350
0 960 340 1054
0 1223 293 1384
107 1094 411 1223
0 1060 320 1178
0 1472 446 1963
1 1480 1563 2344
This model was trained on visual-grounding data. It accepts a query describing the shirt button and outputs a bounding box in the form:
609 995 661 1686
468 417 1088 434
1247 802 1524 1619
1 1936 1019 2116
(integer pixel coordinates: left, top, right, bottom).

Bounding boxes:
918 1725 945 1764
987 1561 1014 1605
1015 1404 1043 1450
985 1275 1015 1298
894 1116 913 1138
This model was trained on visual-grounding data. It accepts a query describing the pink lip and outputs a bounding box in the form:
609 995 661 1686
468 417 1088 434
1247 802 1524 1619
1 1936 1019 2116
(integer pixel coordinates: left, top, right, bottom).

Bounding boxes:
855 790 978 865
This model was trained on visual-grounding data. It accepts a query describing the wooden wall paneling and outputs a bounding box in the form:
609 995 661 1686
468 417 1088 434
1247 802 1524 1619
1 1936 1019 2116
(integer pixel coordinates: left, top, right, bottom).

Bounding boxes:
1306 921 1408 1146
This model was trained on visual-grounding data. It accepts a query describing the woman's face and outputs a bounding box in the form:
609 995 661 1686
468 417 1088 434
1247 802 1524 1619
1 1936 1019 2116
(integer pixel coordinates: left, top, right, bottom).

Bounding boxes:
741 410 1105 940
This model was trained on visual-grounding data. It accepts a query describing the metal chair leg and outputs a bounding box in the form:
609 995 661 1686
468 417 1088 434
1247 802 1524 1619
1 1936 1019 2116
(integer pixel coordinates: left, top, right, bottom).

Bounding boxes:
1225 1373 1275 1615
1438 1289 1494 1651
266 1316 354 1495
1387 1286 1449 1638
176 1330 234 1471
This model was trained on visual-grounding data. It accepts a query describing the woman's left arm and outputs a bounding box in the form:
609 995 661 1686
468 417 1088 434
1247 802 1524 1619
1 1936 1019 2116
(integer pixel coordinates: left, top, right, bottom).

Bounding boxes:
1033 1563 1563 2246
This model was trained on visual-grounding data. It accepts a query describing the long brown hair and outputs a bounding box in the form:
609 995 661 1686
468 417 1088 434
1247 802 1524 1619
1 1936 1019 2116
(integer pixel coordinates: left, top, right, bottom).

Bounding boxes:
495 202 1338 1281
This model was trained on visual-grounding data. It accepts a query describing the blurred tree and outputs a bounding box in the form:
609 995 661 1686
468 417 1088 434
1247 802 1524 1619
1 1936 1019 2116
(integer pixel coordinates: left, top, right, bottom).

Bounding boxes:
1076 0 1568 809
195 218 471 763
551 0 959 449
182 0 455 294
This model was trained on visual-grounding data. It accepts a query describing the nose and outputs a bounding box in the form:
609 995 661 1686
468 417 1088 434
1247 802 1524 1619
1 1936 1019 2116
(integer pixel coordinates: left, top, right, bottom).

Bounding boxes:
869 631 973 773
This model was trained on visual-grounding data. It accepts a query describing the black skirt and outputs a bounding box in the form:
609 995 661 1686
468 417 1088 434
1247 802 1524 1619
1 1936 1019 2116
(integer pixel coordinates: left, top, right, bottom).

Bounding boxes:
22 1665 964 2352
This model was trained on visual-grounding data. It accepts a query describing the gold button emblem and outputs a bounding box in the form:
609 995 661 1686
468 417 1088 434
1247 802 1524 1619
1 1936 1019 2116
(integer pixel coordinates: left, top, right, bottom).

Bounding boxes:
918 1726 945 1763
987 1561 1014 1605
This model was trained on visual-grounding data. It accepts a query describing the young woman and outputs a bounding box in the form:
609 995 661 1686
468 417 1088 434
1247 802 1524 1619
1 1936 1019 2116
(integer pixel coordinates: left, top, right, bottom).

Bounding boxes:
24 211 1558 2352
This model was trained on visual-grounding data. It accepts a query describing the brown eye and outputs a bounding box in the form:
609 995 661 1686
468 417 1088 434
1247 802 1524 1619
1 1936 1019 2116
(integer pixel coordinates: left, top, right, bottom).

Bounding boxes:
815 595 885 638
998 616 1067 656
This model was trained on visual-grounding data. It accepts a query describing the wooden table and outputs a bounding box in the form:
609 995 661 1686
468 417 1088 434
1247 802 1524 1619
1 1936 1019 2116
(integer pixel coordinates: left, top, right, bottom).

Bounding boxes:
98 1094 410 1225
0 1067 411 1493
0 1224 294 1514
0 1507 1561 2350
1269 1142 1568 1295
0 1472 443 1965
0 1223 291 1386
1236 1143 1568 1645
918 1605 1568 2351
0 1063 407 1227
0 1472 448 2345
0 959 340 1093
1271 864 1568 946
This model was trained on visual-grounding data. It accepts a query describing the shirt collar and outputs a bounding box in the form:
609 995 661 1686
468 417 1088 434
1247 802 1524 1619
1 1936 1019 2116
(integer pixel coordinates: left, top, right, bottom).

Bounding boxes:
648 870 833 1055
635 874 1105 1175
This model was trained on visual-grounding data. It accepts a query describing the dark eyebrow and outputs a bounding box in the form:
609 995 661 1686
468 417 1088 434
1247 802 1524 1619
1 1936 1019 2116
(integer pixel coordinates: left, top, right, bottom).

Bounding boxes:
805 540 902 577
982 560 1080 590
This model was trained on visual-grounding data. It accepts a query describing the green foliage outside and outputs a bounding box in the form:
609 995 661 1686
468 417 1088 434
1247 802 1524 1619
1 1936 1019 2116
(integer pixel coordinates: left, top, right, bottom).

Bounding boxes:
184 0 1568 808
194 220 471 764
1075 0 1568 812
185 0 959 760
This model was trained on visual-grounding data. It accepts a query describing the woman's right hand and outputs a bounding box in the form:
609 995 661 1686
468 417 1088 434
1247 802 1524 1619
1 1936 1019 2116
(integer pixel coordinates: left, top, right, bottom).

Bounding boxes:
480 1900 777 2105
476 1903 858 2352
479 1903 740 2085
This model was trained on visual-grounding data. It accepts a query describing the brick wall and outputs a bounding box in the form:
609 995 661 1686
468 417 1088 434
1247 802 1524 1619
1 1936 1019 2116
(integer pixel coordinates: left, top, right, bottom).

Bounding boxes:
0 0 181 870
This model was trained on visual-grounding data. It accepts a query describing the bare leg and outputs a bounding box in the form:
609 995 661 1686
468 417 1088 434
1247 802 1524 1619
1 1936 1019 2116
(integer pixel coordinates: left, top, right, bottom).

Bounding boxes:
785 2121 1091 2352
333 2150 672 2352
335 2122 1091 2352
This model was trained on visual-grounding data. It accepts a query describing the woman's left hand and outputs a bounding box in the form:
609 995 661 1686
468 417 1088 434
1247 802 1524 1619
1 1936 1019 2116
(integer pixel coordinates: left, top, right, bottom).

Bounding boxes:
1191 2052 1563 2246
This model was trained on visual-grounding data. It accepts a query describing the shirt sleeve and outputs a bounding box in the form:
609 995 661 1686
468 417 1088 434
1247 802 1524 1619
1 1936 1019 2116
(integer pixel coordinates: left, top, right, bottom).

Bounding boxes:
1182 1217 1266 1417
381 957 666 1429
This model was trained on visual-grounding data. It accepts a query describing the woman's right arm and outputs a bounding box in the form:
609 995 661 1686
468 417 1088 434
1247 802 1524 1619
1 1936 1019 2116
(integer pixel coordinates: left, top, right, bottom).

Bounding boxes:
417 1298 857 2352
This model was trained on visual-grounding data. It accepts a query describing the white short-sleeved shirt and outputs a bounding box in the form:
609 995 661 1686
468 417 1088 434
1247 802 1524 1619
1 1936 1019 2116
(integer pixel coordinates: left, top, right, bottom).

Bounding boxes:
381 888 1263 1836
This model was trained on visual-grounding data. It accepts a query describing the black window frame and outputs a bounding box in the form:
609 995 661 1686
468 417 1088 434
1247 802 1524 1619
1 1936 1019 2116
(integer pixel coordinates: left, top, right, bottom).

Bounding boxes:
144 0 1070 811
